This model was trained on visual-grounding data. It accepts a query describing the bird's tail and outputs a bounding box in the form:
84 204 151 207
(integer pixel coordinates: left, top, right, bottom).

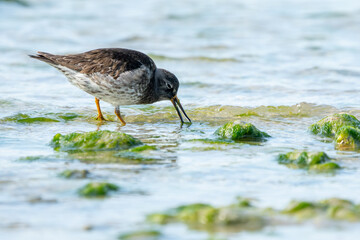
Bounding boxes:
29 51 57 65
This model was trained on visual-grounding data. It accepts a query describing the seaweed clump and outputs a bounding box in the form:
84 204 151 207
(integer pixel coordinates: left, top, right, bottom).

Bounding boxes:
215 121 270 141
78 182 119 197
277 151 341 172
50 130 142 152
310 113 360 150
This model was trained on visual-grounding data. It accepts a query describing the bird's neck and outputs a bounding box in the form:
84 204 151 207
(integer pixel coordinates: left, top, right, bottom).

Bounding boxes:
139 70 160 104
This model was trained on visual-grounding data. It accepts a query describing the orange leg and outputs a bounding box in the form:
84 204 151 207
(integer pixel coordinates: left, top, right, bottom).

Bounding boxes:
115 106 126 126
95 98 106 121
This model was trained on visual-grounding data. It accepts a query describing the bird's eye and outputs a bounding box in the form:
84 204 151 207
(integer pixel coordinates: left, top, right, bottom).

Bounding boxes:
166 82 173 89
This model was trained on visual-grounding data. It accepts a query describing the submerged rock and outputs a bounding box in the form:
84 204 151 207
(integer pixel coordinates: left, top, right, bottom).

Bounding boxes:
283 198 360 222
277 151 340 171
78 182 119 197
147 197 360 234
1 112 80 124
147 200 267 232
50 130 142 152
215 121 270 141
115 145 159 162
118 230 161 240
310 113 360 150
59 169 89 179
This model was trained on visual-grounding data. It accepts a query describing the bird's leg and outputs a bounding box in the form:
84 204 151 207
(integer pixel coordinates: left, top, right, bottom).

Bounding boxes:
114 106 126 126
95 98 106 121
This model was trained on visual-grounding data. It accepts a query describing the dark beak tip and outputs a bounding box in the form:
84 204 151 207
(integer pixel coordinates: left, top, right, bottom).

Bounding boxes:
171 97 191 124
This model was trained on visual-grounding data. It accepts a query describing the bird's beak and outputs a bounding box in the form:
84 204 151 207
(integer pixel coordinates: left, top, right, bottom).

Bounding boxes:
171 95 191 124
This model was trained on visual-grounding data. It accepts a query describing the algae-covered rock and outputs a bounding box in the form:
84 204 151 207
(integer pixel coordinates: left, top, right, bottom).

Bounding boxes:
215 121 270 141
147 200 267 232
310 113 360 137
310 113 360 150
51 130 142 152
118 230 161 240
309 162 341 171
283 198 360 222
78 182 119 197
277 151 340 171
59 169 89 179
335 126 360 150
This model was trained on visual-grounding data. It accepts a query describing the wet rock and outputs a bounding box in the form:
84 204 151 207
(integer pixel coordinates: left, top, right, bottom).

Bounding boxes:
277 151 341 172
335 126 360 150
310 113 360 137
310 113 360 150
59 169 90 179
78 182 119 197
215 121 270 141
118 230 161 240
50 130 142 152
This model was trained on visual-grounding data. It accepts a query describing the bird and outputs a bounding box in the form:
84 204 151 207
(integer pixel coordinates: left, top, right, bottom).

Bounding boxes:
29 48 191 126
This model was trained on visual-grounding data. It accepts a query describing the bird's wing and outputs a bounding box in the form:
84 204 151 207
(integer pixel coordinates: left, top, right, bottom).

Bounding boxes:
30 48 157 80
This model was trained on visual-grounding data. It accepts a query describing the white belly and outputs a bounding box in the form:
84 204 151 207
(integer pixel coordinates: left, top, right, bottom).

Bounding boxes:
56 65 150 106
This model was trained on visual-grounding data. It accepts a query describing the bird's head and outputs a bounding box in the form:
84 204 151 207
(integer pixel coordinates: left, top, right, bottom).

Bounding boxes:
155 68 191 124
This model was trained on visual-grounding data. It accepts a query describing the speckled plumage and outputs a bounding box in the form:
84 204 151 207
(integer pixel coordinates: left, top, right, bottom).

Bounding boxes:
30 48 158 105
29 48 191 125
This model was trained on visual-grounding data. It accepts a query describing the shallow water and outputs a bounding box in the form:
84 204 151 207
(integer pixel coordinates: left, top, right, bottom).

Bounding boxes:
1 0 360 239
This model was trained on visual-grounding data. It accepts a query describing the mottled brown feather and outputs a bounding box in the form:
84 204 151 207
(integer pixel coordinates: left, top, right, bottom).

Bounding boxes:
30 48 157 79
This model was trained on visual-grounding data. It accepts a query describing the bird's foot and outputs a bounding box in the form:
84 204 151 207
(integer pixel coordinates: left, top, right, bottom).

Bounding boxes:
96 115 107 121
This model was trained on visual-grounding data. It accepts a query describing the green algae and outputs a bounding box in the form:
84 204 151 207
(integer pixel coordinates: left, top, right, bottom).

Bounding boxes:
309 162 341 171
59 169 89 179
128 145 157 152
2 113 59 123
277 151 340 171
1 112 80 124
215 121 270 141
50 130 142 152
310 113 360 150
118 230 162 240
283 198 360 221
78 182 119 197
